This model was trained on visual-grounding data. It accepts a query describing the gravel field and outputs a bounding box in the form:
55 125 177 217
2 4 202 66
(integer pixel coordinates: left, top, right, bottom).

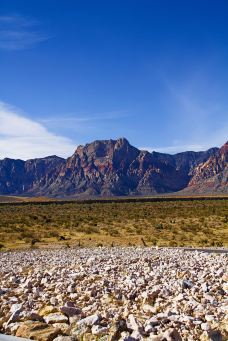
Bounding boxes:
0 247 227 341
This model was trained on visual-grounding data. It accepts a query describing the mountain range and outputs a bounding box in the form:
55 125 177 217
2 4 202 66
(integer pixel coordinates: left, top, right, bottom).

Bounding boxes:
0 138 227 197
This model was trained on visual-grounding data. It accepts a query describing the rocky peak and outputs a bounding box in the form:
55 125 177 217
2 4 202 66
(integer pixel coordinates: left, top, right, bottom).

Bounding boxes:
115 137 130 147
73 138 139 161
186 141 228 193
75 139 115 158
0 138 227 196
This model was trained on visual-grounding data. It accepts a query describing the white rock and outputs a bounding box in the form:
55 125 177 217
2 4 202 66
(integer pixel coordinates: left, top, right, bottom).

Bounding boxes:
205 315 214 322
44 313 68 324
201 322 210 331
127 314 141 331
202 282 208 292
91 325 109 335
77 314 100 327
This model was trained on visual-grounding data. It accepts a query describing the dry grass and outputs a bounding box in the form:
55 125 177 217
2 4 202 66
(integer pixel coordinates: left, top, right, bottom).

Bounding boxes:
0 198 227 250
0 196 55 203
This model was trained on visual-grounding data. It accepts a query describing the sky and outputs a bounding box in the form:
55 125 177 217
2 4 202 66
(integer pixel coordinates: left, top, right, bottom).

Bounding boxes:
0 0 228 160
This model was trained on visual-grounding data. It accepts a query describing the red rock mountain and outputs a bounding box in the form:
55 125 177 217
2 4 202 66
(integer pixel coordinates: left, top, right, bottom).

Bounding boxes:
0 138 226 197
184 141 228 193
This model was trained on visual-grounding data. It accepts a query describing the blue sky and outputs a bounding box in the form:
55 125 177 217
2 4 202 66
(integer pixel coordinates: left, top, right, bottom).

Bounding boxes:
0 0 228 159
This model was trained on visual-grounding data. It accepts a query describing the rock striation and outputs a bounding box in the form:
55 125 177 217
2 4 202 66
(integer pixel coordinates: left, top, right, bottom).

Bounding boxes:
0 156 65 196
184 141 228 194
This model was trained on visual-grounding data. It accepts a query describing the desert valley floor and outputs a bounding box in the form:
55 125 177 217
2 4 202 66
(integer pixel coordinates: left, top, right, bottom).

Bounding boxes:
0 197 227 340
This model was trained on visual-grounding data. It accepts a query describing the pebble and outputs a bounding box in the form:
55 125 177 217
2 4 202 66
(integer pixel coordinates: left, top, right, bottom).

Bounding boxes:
53 337 77 341
43 313 69 324
60 306 81 317
201 322 210 331
0 247 227 340
76 313 100 327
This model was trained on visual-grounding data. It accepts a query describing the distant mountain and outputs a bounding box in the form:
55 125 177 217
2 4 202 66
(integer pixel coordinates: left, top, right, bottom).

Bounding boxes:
0 156 65 196
0 138 226 197
183 141 228 194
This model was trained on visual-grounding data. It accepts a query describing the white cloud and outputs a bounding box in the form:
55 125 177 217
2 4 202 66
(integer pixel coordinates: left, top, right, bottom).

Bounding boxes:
0 101 76 160
0 14 50 50
140 130 228 154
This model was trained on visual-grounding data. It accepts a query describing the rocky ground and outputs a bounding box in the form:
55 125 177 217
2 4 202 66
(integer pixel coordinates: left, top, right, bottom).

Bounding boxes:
0 247 227 341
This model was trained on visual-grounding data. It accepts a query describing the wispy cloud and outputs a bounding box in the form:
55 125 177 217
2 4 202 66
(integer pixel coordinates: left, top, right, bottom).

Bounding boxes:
140 125 227 154
140 144 207 154
154 70 228 154
0 101 76 160
0 14 50 50
40 111 129 124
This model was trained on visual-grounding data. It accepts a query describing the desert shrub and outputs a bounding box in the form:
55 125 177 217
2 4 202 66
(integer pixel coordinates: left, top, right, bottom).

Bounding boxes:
155 223 163 230
47 231 60 238
0 198 227 248
97 243 103 247
135 226 142 234
109 229 120 237
214 241 223 247
58 235 66 241
223 215 228 223
31 238 40 246
200 238 208 245
151 239 157 246
168 240 178 247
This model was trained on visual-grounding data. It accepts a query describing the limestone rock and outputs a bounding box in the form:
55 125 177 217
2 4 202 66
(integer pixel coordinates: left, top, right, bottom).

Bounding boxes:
16 321 61 341
39 306 58 316
44 313 69 324
77 314 100 327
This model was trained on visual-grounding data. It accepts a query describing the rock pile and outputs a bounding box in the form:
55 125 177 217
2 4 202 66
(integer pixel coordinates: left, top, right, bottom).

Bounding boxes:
0 247 227 340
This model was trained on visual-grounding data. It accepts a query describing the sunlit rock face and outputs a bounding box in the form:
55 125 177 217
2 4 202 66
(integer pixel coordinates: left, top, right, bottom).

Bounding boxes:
186 141 228 193
0 138 226 197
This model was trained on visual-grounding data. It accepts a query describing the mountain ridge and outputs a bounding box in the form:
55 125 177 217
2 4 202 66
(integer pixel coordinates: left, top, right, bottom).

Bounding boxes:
0 138 226 197
182 141 228 194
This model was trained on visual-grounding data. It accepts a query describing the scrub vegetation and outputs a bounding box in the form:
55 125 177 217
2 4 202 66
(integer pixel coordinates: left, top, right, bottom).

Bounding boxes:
0 198 227 250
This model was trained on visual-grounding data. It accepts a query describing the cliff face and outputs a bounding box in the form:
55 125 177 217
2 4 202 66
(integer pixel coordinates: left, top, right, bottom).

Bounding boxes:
45 138 219 197
0 138 226 197
0 158 26 194
184 141 228 193
0 156 65 195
